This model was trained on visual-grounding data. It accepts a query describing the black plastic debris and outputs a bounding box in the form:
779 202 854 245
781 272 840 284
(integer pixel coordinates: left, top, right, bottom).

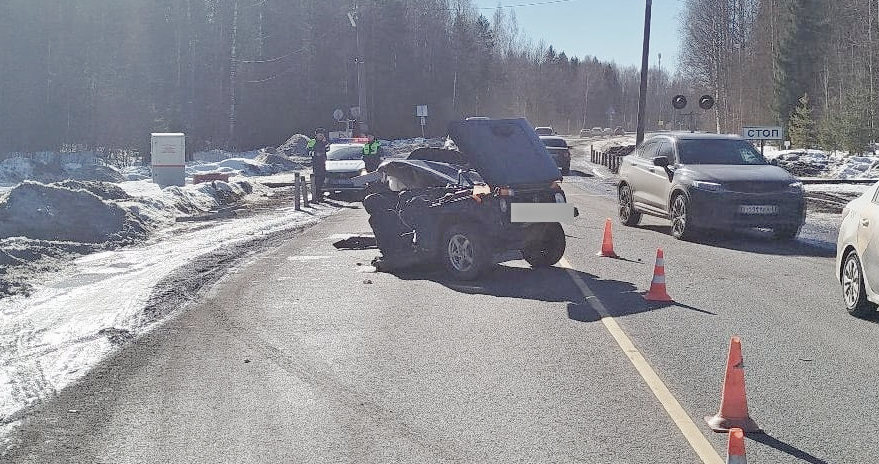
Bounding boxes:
333 235 378 250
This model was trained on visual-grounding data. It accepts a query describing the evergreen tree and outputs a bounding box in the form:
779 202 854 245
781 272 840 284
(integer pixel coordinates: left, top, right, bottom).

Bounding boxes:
789 93 817 149
772 0 826 129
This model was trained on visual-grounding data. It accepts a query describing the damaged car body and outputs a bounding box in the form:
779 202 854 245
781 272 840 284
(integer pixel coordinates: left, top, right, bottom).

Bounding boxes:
357 118 577 280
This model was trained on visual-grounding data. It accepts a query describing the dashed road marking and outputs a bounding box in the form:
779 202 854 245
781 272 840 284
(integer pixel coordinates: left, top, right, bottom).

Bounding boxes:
558 257 724 464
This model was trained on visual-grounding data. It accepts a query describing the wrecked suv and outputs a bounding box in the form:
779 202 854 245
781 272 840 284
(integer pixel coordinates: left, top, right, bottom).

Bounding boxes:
359 118 577 280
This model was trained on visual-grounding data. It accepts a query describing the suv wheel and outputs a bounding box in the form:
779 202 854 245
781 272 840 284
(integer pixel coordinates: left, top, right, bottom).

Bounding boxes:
619 184 641 226
842 251 876 317
442 225 489 281
670 193 695 240
523 223 566 268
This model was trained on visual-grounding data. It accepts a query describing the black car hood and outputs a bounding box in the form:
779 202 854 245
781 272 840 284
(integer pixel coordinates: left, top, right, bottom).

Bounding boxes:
680 164 796 183
448 118 561 186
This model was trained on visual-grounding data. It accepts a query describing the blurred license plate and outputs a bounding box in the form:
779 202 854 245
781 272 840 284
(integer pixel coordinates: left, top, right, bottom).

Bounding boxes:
510 203 576 223
739 205 778 215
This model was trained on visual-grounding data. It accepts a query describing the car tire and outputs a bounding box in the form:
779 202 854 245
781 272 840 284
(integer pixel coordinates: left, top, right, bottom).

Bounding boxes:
772 225 800 240
670 193 696 240
618 183 641 226
442 224 490 281
842 251 876 317
523 223 566 268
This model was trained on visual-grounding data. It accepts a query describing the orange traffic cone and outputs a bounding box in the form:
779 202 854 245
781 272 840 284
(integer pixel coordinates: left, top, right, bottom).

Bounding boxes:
705 337 762 433
643 248 673 302
726 428 747 464
597 218 618 258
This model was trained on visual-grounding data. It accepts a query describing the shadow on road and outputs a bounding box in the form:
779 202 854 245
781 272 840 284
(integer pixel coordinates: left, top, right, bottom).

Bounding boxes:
394 263 712 322
748 434 829 464
638 225 834 258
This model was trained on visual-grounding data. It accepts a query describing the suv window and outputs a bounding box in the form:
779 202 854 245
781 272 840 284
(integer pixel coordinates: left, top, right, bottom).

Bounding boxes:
638 142 659 159
657 142 676 163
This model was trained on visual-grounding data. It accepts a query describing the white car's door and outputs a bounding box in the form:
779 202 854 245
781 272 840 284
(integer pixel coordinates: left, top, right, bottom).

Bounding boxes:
857 190 879 291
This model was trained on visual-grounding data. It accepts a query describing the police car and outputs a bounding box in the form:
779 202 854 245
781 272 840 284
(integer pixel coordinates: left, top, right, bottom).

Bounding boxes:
323 139 369 195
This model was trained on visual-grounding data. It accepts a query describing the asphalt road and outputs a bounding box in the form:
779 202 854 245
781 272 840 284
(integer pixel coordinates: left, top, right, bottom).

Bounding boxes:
4 170 879 463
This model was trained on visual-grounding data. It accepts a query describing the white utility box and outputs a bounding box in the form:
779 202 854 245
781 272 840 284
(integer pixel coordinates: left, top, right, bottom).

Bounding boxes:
151 133 186 187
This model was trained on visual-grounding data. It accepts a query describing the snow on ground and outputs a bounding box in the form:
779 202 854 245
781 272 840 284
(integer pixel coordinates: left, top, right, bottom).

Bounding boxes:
0 200 338 445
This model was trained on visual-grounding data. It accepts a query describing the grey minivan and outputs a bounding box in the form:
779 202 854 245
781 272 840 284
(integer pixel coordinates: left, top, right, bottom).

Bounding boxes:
617 133 806 240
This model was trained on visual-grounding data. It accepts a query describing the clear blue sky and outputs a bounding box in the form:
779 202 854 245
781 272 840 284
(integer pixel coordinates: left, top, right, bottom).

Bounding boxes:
472 0 685 72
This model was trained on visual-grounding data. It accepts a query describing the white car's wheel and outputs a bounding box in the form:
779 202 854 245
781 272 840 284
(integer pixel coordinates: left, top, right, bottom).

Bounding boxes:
842 252 876 317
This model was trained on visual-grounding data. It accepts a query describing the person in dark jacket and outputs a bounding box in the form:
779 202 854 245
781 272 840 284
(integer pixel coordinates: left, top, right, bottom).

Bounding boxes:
307 129 329 201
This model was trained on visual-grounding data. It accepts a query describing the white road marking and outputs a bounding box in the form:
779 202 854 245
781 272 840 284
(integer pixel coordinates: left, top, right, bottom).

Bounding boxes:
558 257 724 464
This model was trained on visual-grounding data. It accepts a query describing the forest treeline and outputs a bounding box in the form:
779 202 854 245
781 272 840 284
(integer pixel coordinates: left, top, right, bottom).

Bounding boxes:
0 0 683 154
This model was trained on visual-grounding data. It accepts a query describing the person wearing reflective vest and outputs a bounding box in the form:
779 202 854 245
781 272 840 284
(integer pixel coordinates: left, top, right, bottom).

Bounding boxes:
306 128 329 201
362 134 382 172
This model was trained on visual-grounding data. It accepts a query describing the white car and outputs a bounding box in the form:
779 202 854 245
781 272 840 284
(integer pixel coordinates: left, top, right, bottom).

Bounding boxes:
324 143 368 194
837 182 879 316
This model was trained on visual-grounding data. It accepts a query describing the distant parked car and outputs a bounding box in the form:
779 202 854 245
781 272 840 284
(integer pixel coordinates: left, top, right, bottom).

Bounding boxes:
579 129 590 138
613 126 626 136
535 126 556 136
617 133 805 240
324 143 369 196
591 127 603 136
602 128 613 135
540 136 571 175
837 183 879 317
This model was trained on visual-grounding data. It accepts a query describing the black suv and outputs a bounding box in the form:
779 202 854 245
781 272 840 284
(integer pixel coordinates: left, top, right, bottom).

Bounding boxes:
617 133 805 240
361 118 577 280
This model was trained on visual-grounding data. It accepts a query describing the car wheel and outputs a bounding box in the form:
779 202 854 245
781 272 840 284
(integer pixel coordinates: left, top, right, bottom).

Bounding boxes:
618 184 641 226
523 223 566 268
670 193 696 240
842 252 876 317
772 225 800 240
442 224 489 281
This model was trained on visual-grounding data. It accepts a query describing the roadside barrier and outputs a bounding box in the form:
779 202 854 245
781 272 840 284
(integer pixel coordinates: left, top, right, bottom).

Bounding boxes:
726 428 747 464
597 218 618 258
590 145 635 174
705 337 762 433
644 248 673 302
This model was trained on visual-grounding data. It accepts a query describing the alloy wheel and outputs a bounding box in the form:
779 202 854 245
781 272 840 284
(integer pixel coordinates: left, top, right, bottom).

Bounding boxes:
448 234 475 272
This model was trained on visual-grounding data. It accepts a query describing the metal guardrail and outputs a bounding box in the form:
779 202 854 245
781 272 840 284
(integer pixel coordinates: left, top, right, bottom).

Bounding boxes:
589 145 634 174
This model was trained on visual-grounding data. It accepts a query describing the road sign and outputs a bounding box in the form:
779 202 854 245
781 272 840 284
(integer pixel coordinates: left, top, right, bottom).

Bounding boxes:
672 95 688 110
333 109 345 122
350 106 362 120
743 126 783 140
699 95 715 110
416 105 428 117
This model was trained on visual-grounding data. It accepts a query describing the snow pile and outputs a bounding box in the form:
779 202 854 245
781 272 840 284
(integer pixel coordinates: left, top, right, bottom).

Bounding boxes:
0 155 124 186
831 156 879 179
278 134 311 157
768 150 833 177
122 165 151 181
0 181 148 244
382 137 446 157
0 178 271 299
186 149 304 178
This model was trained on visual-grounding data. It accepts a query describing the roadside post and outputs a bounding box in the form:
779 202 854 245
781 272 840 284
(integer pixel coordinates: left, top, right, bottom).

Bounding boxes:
302 174 310 207
416 105 428 138
742 126 783 155
310 173 318 203
294 173 301 211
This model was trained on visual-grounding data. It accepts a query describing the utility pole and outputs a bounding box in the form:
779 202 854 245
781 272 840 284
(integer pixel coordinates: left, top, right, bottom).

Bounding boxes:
349 2 366 133
636 0 652 146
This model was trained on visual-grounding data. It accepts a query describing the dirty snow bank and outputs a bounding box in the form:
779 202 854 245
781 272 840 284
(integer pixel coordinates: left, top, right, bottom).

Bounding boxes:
0 201 338 447
0 178 270 299
0 154 125 187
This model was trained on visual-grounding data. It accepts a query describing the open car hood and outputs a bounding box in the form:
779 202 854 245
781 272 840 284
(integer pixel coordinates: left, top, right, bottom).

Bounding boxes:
447 118 561 186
